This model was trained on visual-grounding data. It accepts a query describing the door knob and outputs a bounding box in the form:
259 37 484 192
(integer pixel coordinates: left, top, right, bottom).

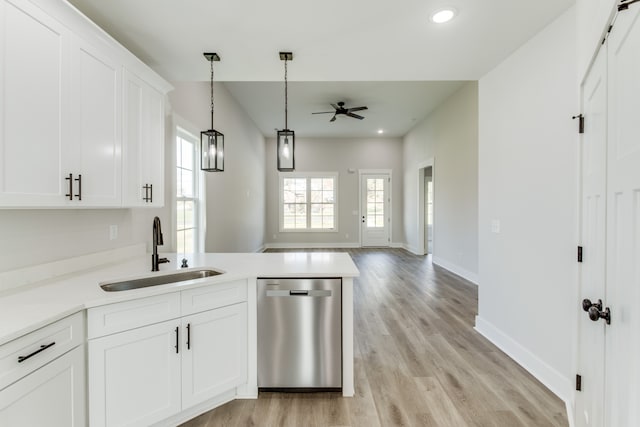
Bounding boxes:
588 306 611 324
582 298 602 312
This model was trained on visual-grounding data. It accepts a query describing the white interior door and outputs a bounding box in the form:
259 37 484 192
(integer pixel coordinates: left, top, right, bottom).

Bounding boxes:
604 6 640 426
361 173 390 247
575 44 607 427
576 6 640 426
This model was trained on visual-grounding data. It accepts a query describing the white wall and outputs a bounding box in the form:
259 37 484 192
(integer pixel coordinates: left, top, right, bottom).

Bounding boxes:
264 137 403 247
402 82 478 283
476 7 577 402
169 82 266 253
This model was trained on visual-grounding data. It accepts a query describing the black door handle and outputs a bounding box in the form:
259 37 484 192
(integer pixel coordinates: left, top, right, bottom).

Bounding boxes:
588 306 611 324
186 323 191 350
175 326 179 353
582 298 602 312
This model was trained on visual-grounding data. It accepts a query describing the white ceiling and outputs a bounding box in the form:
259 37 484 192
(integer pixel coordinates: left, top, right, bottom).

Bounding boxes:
67 0 575 137
223 81 465 138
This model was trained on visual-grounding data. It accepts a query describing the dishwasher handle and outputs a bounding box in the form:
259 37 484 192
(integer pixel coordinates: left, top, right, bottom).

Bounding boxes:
266 289 332 297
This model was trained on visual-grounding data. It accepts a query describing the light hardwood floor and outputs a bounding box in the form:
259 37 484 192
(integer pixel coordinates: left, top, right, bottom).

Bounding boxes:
181 248 568 427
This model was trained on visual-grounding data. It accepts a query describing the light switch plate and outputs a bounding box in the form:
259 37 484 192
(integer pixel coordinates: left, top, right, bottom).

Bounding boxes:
491 220 501 234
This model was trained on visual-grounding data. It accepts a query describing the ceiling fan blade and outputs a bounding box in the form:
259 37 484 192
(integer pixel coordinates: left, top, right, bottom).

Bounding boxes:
330 103 339 110
347 106 368 113
312 111 335 114
330 115 337 122
346 112 365 120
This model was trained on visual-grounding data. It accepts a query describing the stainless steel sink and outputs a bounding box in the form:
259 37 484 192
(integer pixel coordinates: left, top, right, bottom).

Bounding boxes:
100 269 223 292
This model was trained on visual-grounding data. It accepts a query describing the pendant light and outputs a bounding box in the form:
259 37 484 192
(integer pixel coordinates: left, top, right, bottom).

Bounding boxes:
201 52 224 172
277 52 295 171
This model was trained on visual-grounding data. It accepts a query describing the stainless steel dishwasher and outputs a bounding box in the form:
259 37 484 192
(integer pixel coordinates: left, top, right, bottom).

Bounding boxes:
257 278 342 390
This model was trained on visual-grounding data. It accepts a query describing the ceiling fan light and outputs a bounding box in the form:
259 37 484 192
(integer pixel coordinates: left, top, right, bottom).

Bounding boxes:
430 8 456 24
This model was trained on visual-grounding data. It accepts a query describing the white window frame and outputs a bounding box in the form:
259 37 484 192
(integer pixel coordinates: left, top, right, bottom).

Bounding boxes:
175 125 204 253
278 172 339 233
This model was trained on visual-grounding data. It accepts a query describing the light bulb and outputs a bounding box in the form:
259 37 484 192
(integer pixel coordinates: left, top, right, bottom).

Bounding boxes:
430 8 456 24
282 138 290 159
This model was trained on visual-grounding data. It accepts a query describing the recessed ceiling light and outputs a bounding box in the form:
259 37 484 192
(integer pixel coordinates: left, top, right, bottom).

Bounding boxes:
430 8 457 24
377 129 384 134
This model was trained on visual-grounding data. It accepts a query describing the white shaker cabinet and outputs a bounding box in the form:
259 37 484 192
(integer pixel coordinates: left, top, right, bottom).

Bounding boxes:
0 345 85 427
182 303 248 409
0 0 169 208
88 319 181 427
123 69 165 207
0 312 86 427
67 38 122 207
88 283 249 426
0 0 74 207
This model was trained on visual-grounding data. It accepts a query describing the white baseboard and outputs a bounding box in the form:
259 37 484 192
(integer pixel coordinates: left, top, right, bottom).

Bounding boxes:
263 242 361 249
432 256 479 285
253 245 266 253
474 316 573 407
402 243 422 255
264 242 406 250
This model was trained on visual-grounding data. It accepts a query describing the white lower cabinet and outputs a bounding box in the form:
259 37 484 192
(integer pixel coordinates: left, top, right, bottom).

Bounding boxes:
88 319 181 427
0 345 85 427
88 288 248 427
182 303 247 409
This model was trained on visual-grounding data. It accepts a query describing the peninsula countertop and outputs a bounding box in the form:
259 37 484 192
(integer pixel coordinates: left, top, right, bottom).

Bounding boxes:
0 251 359 346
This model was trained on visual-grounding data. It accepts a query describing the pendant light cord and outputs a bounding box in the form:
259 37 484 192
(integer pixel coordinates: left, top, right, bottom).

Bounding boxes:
284 58 288 130
210 58 215 129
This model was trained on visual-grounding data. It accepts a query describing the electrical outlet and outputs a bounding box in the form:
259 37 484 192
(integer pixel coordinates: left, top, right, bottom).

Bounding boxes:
109 225 118 240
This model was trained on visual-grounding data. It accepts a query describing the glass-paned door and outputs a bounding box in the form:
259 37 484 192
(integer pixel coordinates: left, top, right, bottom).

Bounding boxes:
360 173 390 247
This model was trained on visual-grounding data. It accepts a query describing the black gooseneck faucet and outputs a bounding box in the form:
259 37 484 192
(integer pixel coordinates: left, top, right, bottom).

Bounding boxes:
151 216 170 271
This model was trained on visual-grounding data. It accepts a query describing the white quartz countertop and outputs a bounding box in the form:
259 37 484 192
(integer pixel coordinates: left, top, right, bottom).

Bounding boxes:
0 252 359 346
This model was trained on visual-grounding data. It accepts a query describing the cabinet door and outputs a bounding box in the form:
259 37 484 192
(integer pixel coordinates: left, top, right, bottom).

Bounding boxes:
68 37 122 206
182 303 247 409
0 0 73 207
89 320 181 427
123 69 164 207
0 345 85 427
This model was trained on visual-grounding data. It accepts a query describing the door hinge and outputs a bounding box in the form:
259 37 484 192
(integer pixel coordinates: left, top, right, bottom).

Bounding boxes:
619 0 640 11
578 246 583 263
572 114 584 134
576 374 582 391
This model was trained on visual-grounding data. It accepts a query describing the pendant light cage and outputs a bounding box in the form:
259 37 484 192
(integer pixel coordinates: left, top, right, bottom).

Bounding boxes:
201 52 224 172
277 52 295 171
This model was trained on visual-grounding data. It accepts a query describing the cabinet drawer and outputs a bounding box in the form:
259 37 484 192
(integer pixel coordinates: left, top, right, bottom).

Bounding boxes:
88 292 180 339
181 280 247 316
0 312 84 390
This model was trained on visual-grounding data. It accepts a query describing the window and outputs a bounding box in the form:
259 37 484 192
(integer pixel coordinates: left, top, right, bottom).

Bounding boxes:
176 128 200 253
280 173 338 232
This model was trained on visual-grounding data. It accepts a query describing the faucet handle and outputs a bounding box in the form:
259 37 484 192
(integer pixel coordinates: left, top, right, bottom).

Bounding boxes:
181 258 189 268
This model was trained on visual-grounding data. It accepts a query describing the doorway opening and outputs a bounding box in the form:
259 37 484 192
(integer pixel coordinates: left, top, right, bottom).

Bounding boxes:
417 159 434 256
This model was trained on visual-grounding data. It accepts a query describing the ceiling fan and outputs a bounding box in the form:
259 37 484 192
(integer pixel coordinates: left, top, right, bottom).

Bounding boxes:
312 101 368 122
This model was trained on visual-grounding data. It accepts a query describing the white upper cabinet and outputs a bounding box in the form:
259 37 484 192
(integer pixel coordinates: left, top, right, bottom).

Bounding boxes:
0 0 73 207
0 0 170 208
67 37 123 207
123 69 165 207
